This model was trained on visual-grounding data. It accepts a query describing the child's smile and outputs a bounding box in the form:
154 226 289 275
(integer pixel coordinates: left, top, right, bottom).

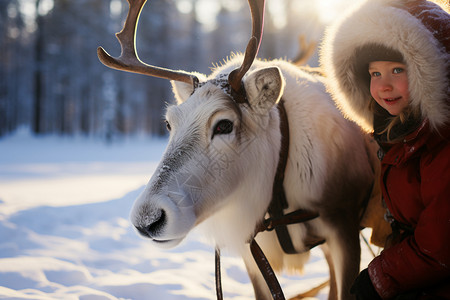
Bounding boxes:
369 61 410 116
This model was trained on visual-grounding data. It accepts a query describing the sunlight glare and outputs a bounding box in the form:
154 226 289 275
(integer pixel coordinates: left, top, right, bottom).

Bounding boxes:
177 0 193 14
17 0 54 33
110 0 122 17
38 0 53 16
220 0 243 12
315 0 356 24
268 0 287 29
18 0 35 18
195 0 221 31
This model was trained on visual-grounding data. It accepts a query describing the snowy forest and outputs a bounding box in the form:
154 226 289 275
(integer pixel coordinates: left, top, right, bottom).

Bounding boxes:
1 0 350 140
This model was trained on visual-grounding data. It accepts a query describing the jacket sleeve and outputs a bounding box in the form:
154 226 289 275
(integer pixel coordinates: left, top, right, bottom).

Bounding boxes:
368 144 450 299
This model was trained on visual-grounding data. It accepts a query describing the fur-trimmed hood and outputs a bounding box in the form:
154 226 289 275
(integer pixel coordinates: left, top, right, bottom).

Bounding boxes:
320 0 450 132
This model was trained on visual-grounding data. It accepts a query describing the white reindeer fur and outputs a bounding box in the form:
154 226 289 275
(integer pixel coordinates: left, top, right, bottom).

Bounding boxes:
131 56 374 300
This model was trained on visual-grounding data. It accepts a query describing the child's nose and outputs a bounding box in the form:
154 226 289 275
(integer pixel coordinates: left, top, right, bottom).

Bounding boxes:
379 79 393 91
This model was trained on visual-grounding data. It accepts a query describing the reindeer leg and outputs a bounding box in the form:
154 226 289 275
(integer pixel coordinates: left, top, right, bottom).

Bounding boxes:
320 243 338 300
325 224 360 300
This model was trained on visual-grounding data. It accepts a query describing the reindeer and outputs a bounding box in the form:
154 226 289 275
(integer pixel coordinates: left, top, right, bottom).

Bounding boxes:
98 0 376 299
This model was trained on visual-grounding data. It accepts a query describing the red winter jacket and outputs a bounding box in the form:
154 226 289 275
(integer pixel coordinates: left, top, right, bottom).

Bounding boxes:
368 120 450 299
320 0 450 297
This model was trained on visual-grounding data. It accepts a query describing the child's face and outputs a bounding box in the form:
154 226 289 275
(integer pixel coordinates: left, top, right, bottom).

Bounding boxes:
369 61 409 116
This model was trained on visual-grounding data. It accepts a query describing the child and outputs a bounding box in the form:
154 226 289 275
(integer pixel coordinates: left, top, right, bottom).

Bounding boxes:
320 0 450 299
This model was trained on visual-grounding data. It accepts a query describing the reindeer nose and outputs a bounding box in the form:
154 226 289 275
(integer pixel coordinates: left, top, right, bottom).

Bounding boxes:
135 210 167 238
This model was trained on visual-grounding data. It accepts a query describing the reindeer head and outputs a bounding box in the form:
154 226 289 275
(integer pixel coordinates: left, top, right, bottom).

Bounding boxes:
98 0 285 249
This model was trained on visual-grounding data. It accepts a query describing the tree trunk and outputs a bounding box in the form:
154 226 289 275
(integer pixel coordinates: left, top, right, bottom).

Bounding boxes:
33 0 44 134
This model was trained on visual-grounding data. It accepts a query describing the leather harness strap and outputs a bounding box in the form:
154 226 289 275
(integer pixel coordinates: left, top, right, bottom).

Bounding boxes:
215 99 321 300
250 239 285 300
215 208 321 300
214 96 376 299
257 209 320 234
215 248 223 300
267 99 298 254
268 99 322 254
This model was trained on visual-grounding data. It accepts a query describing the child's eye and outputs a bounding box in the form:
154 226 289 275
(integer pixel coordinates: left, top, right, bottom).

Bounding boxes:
370 71 381 77
393 67 404 74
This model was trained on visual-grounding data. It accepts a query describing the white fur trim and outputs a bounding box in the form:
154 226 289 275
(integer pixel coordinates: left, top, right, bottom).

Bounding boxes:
320 0 449 131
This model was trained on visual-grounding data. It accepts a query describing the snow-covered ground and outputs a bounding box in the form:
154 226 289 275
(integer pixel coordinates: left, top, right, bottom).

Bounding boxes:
0 131 377 300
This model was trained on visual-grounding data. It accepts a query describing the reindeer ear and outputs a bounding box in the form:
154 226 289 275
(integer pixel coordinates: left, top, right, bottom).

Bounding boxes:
244 67 284 113
171 72 207 104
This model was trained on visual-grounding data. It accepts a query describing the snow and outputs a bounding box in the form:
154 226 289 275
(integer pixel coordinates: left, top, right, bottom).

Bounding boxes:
0 131 377 300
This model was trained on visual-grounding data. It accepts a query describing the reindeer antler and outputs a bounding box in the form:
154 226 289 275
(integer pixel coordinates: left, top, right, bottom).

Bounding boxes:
97 0 197 85
292 35 317 66
98 0 266 95
228 0 265 98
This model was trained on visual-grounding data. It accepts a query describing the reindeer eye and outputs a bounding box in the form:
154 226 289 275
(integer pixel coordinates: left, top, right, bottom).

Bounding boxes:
165 120 171 131
213 120 233 136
